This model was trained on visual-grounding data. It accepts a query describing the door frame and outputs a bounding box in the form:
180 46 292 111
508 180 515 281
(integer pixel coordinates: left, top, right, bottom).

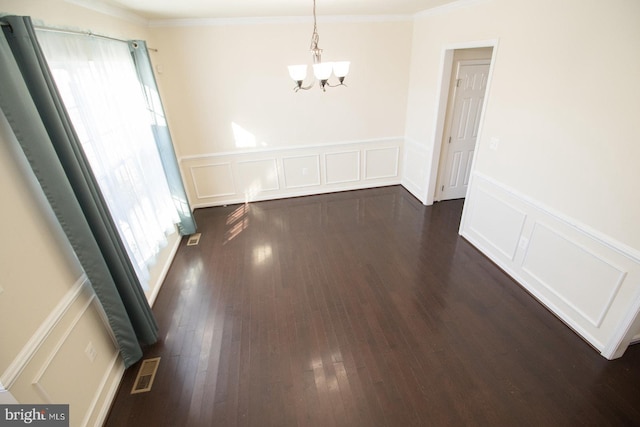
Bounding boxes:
435 58 491 202
424 39 499 206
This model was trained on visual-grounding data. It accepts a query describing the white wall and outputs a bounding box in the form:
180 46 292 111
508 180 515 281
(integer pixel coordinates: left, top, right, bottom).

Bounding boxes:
404 0 640 357
149 18 413 205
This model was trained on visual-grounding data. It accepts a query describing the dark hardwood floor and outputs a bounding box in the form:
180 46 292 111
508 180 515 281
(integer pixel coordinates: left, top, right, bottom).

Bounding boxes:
105 186 640 426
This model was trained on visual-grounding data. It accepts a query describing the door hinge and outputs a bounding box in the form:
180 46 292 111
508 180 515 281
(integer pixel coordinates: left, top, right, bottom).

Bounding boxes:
441 185 444 192
448 136 452 144
456 79 462 87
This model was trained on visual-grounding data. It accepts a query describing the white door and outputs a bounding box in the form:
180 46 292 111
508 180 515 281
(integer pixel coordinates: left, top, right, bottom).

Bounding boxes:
436 60 490 201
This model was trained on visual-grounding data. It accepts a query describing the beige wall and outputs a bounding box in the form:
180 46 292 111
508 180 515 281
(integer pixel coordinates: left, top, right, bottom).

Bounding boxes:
150 19 413 156
0 117 83 373
404 0 640 356
405 0 640 251
0 109 124 425
0 1 156 425
1 5 637 423
0 0 150 40
0 0 176 303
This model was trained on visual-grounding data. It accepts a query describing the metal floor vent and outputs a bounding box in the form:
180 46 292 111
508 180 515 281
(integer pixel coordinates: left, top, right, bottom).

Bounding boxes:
187 233 202 246
131 357 161 394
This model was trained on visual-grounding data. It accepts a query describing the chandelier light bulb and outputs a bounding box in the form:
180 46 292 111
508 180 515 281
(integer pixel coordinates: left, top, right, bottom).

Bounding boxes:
288 65 308 82
332 61 350 79
312 62 333 81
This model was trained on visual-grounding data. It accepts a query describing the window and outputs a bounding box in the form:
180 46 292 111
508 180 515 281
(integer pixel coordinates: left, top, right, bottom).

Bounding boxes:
37 30 178 289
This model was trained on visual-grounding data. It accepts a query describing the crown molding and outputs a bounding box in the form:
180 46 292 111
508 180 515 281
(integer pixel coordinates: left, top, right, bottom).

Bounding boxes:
64 0 149 26
63 0 490 28
149 14 413 28
414 0 490 18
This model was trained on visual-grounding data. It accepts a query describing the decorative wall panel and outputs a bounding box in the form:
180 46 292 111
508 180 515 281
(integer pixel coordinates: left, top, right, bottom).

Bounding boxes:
190 163 235 198
182 138 403 208
4 278 123 426
461 172 640 358
467 188 526 260
325 151 360 184
283 155 321 189
365 147 399 180
522 223 625 328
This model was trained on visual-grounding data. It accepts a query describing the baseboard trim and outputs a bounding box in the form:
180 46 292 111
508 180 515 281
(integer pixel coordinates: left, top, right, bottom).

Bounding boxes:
601 288 640 360
191 180 402 209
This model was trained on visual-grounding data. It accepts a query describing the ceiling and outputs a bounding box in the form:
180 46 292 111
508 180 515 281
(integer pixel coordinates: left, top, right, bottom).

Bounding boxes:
93 0 460 20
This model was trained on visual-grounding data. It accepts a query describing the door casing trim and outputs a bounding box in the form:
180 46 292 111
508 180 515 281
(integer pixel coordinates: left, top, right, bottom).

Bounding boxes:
424 38 500 207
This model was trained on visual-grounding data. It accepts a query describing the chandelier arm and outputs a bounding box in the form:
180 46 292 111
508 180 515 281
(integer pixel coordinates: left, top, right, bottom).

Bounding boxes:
292 73 318 91
324 81 347 88
294 81 315 91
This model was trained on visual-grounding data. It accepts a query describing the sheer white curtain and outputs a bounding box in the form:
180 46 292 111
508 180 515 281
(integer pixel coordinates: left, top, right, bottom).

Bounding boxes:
36 30 178 289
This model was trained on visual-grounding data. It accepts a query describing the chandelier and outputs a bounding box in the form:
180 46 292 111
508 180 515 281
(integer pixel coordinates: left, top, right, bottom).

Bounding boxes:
287 0 350 92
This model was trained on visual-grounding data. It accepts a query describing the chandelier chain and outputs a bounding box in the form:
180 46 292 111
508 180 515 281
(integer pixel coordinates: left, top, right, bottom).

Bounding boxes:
309 0 321 63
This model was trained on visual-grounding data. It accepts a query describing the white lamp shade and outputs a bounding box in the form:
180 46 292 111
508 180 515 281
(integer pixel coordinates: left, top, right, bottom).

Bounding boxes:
312 62 333 80
332 61 350 78
288 64 308 81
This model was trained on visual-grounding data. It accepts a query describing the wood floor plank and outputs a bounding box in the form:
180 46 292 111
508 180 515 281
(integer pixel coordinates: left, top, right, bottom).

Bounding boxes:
104 186 640 426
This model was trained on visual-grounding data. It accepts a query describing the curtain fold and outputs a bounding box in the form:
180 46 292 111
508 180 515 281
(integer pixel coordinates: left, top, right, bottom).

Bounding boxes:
0 16 157 368
37 30 180 290
129 40 196 236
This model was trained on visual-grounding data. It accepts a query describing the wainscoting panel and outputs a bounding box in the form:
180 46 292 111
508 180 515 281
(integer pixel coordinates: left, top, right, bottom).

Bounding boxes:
365 147 399 180
325 151 360 184
461 172 640 358
32 296 115 405
1 276 86 389
522 223 626 328
236 158 280 196
400 137 430 204
181 138 403 208
466 187 526 261
283 155 321 189
6 277 123 426
190 163 235 198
